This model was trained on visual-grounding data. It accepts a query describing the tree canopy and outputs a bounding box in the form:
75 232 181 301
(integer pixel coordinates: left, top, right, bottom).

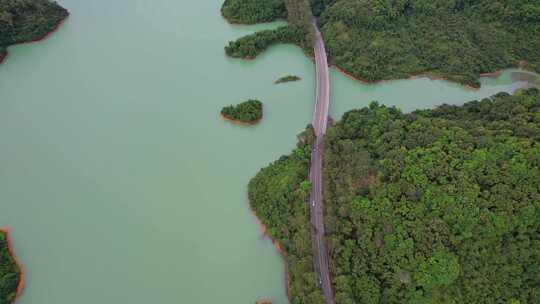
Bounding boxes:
0 231 21 304
221 0 286 24
222 0 315 60
249 126 326 303
221 99 263 124
323 88 540 303
320 0 540 87
225 25 307 60
221 0 540 88
249 88 540 303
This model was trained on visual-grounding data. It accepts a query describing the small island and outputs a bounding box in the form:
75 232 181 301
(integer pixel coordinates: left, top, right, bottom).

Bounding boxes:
0 0 69 64
0 229 23 304
221 99 263 125
275 75 301 84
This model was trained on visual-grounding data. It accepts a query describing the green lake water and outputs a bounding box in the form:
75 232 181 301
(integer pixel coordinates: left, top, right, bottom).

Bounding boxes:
0 0 536 303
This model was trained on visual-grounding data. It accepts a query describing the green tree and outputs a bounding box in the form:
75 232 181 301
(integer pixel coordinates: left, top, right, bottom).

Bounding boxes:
415 249 460 290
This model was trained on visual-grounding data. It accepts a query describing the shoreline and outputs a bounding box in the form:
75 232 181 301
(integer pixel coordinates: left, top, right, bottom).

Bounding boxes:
0 13 69 65
220 113 261 126
25 14 70 45
333 65 482 90
479 70 503 78
248 206 291 302
304 42 536 90
299 38 486 90
332 62 539 90
231 47 534 91
224 25 536 91
0 227 25 304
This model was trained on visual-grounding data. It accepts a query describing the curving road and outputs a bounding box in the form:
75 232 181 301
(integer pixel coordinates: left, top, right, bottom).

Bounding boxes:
309 22 334 304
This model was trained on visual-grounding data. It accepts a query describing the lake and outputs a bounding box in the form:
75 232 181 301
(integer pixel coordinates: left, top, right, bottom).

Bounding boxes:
0 0 536 303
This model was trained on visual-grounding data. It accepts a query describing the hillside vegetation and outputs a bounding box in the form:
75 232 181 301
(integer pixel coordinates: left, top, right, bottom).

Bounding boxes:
221 0 286 24
223 0 314 60
222 0 540 88
0 0 68 62
320 0 540 87
0 231 21 304
225 25 307 59
324 88 540 304
249 88 540 303
248 126 327 303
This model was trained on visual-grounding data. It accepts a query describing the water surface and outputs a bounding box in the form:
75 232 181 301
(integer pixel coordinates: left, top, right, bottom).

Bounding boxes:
0 1 536 303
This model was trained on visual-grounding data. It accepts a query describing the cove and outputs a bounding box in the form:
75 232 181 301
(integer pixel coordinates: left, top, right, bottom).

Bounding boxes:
0 0 536 304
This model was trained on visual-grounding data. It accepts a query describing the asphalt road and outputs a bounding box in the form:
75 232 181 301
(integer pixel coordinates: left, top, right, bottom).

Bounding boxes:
309 23 334 304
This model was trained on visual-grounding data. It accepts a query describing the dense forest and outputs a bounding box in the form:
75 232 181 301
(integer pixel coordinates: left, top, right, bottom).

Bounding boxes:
222 0 540 88
221 0 315 25
320 0 540 87
221 99 263 123
326 88 540 303
0 231 21 304
0 0 68 62
249 88 540 303
248 126 327 303
225 25 307 59
222 0 314 60
221 0 286 24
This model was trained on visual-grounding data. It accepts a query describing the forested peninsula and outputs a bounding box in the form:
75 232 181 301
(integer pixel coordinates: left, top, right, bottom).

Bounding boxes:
249 88 540 304
0 230 23 304
222 0 540 88
0 0 69 64
223 0 315 60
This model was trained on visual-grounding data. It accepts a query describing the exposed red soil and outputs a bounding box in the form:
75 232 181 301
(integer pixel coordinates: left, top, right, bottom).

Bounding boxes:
220 113 261 126
479 70 503 78
26 15 69 45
